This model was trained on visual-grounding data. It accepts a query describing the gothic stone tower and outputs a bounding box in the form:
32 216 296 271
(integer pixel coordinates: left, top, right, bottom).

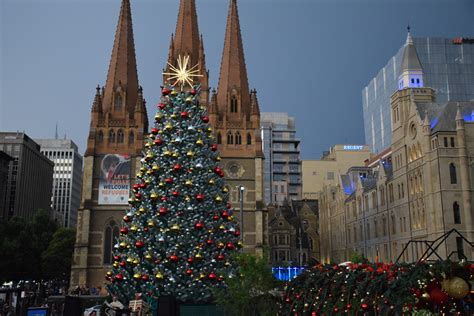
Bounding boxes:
71 0 148 288
210 0 266 255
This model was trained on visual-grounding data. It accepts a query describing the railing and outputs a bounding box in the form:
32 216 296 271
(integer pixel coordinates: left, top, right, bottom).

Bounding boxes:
272 266 306 281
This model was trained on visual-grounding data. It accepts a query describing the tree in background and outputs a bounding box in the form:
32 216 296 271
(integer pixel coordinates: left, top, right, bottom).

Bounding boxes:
41 228 76 279
107 78 241 304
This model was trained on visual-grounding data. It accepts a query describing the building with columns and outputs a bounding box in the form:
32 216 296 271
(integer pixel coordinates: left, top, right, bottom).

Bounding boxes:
320 31 474 263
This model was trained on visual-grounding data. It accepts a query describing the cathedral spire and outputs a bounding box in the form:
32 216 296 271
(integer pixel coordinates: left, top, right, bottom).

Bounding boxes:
217 0 251 115
102 0 139 114
398 27 423 90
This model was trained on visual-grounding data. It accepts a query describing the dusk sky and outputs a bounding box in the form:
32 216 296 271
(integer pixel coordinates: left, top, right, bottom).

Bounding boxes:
1 0 473 159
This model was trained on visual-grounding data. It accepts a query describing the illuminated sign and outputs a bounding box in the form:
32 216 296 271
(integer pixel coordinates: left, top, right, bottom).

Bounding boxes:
453 37 474 45
343 145 364 151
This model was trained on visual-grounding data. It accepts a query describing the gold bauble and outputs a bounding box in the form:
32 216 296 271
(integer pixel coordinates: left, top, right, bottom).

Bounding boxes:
150 192 158 200
172 152 179 158
148 221 155 227
145 179 151 185
145 253 153 261
152 164 160 171
186 151 194 157
147 169 153 175
171 224 180 231
146 153 153 159
164 150 172 156
215 196 223 202
155 272 164 280
126 257 133 263
228 216 234 221
140 166 146 172
217 242 224 249
159 182 165 188
195 253 203 259
219 225 225 230
131 225 138 232
139 207 146 213
208 179 215 185
136 172 143 178
155 114 163 121
207 127 212 133
237 241 243 247
165 123 173 130
171 90 177 96
133 273 141 279
223 187 229 193
199 274 205 280
185 196 191 202
112 262 119 268
443 277 470 299
106 271 113 276
133 259 140 265
119 242 127 248
196 139 204 146
225 262 230 267
216 156 221 161
170 114 177 119
185 96 193 103
185 180 193 186
421 293 430 300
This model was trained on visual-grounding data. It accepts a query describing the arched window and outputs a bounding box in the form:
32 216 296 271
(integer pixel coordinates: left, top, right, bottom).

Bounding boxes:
453 202 461 224
247 133 252 145
230 96 238 113
97 130 104 143
114 94 122 111
129 131 134 144
104 220 119 264
109 129 116 143
450 163 457 184
302 253 307 264
227 132 233 145
217 133 222 144
117 129 124 143
235 132 242 145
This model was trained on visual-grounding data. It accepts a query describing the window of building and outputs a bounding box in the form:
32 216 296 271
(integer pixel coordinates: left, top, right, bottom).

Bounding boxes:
372 191 377 208
391 215 396 234
103 220 119 264
97 130 104 143
230 96 238 113
456 237 465 260
217 133 222 144
108 129 116 143
401 183 404 198
382 217 387 236
235 132 242 145
444 137 448 147
450 163 457 184
278 250 286 262
117 129 124 143
374 219 378 238
450 137 455 147
366 223 370 239
247 133 252 145
114 94 122 111
227 132 233 145
453 202 461 224
327 172 334 180
279 234 287 245
129 131 134 144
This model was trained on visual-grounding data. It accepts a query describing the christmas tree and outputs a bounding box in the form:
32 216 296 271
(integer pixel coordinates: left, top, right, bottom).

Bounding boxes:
107 56 241 304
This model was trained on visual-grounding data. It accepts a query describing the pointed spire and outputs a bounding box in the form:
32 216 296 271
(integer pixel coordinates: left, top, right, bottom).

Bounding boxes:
172 0 201 65
217 0 251 114
423 110 430 126
102 0 139 114
398 27 423 90
55 122 58 140
456 103 463 121
135 86 144 112
92 84 103 113
209 89 218 114
250 89 260 115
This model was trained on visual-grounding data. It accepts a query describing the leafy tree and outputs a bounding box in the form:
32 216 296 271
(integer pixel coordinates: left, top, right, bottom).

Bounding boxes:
214 253 281 316
41 228 76 279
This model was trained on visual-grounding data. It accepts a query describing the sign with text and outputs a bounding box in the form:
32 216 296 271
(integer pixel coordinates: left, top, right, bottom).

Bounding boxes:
98 154 131 205
343 145 364 151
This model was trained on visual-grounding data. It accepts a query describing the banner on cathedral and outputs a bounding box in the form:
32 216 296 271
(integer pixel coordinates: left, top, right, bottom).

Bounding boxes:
98 154 131 205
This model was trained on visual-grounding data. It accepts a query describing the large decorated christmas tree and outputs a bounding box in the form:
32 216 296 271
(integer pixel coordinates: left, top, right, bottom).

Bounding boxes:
106 56 241 304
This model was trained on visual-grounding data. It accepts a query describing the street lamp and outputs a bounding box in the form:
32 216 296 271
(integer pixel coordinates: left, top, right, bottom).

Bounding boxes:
237 185 245 246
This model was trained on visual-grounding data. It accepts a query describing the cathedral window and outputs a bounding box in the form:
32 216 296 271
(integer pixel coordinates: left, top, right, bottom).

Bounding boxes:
129 131 134 144
247 133 252 145
103 220 119 264
230 96 238 113
97 130 104 143
227 132 233 145
235 132 242 145
109 129 116 143
114 94 123 111
453 202 461 224
117 129 124 143
450 163 457 184
217 133 222 144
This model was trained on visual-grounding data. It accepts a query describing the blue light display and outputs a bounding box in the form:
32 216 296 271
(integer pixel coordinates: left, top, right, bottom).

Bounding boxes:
272 266 306 281
430 117 439 129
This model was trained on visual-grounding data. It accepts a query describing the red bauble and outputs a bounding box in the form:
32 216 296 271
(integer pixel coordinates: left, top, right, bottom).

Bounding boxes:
333 307 339 313
173 164 182 172
159 207 167 216
154 138 163 146
170 254 178 262
221 211 229 218
361 303 368 310
158 102 166 109
226 242 235 250
212 215 220 221
133 184 139 191
218 276 224 282
206 239 214 246
187 257 194 264
214 167 222 174
186 269 193 275
191 89 197 96
234 230 241 237
172 191 180 197
211 144 218 151
115 274 124 281
226 203 232 209
135 241 145 248
195 222 204 230
429 288 449 305
202 116 209 123
196 194 205 201
144 227 149 232
141 274 149 281
139 183 146 189
120 227 129 235
219 171 225 178
208 273 216 280
162 88 170 96
119 261 126 267
113 255 121 261
217 254 225 261
151 128 159 135
123 215 131 222
285 298 291 304
135 193 142 199
161 196 167 202
346 304 352 310
180 111 189 118
165 178 173 184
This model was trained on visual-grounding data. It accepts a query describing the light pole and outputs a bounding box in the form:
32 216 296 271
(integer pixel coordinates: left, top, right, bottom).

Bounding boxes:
237 185 245 246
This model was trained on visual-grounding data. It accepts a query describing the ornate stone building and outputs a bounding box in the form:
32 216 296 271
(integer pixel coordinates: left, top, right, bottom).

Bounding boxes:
71 0 148 288
320 31 474 263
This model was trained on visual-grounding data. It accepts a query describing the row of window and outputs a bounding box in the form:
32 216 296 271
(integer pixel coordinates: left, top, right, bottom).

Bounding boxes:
97 130 134 145
217 132 251 145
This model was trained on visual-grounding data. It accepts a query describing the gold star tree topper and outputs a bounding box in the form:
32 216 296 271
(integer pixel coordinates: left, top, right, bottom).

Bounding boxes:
163 55 203 90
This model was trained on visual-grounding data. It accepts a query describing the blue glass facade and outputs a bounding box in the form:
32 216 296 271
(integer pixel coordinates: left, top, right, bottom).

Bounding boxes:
363 38 474 153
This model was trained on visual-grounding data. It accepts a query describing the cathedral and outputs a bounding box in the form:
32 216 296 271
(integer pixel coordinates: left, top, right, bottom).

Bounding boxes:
71 0 267 289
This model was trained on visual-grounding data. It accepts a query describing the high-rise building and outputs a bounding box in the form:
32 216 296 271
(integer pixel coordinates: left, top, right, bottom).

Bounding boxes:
261 112 302 205
71 0 148 288
0 151 13 217
35 139 83 228
0 132 54 220
363 32 474 153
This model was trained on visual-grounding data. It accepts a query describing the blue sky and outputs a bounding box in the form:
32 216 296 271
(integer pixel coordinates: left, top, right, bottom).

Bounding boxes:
1 0 473 158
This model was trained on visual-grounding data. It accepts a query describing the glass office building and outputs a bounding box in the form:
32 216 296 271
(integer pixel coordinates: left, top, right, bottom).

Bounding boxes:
363 37 474 153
